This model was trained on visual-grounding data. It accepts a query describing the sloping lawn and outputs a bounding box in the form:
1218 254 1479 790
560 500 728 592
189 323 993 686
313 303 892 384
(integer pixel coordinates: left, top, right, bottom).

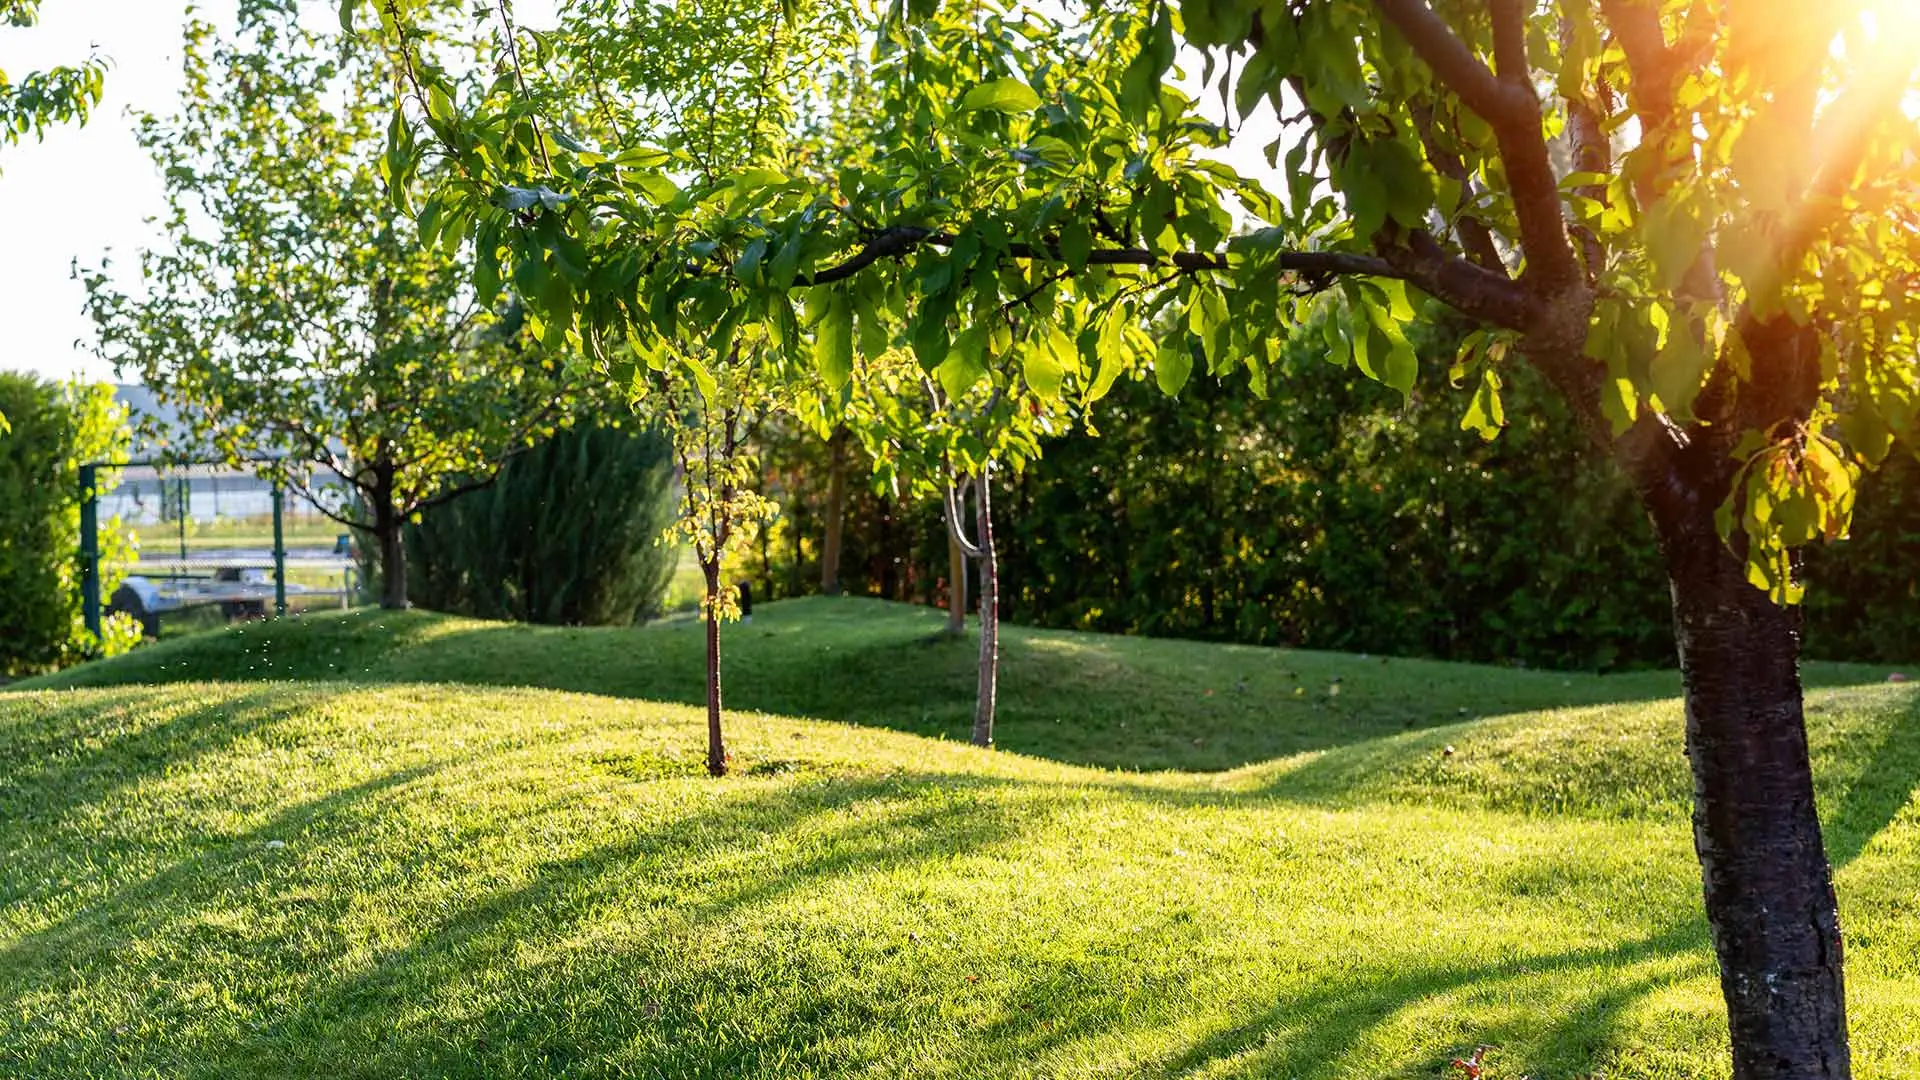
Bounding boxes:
4 599 1917 1077
16 596 1892 771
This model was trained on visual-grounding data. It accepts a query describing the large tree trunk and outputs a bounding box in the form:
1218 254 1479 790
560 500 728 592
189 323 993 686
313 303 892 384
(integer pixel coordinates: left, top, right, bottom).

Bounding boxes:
946 528 967 635
821 427 848 596
971 473 999 749
378 527 408 610
369 463 408 610
1662 518 1848 1079
702 559 728 777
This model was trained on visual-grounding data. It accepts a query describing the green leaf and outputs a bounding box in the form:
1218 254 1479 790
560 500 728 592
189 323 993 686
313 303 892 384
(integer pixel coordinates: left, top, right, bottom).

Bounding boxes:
1642 191 1708 293
813 288 854 391
1119 3 1175 123
959 77 1042 114
1155 335 1193 395
1059 220 1092 273
1025 328 1069 400
938 327 988 400
681 352 719 403
1650 324 1712 419
1084 308 1130 404
734 238 768 284
1383 337 1417 397
1461 368 1505 441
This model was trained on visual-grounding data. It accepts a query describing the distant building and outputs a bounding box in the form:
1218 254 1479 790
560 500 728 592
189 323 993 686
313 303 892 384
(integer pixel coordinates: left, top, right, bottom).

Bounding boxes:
106 384 343 527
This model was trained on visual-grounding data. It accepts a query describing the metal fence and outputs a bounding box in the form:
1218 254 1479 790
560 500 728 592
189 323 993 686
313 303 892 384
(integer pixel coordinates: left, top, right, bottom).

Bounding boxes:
80 460 362 638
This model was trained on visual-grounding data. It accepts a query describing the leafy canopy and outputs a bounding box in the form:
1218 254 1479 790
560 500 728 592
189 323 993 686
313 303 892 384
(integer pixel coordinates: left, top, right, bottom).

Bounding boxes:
363 0 1920 601
82 3 578 532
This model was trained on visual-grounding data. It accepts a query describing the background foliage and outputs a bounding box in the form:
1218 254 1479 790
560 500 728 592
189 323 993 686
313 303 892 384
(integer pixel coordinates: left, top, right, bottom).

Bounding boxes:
402 423 679 626
0 373 139 677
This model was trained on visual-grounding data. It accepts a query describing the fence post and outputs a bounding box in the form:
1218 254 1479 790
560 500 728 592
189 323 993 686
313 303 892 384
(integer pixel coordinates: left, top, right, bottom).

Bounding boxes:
271 483 288 618
78 464 102 641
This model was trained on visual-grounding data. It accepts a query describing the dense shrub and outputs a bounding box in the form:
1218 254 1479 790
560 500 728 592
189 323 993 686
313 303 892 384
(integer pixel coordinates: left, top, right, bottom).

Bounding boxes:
993 336 1676 671
401 424 678 625
1802 453 1920 664
745 335 1917 670
0 373 140 677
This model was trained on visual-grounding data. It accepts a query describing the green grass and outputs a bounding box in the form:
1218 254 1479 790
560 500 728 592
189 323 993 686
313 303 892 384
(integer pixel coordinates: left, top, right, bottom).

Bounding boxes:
5 598 1918 1078
126 514 346 554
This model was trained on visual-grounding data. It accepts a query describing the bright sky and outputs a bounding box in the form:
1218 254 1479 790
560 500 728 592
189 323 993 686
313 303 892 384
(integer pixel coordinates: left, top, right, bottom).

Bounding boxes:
0 1 1268 385
0 0 558 384
0 0 191 383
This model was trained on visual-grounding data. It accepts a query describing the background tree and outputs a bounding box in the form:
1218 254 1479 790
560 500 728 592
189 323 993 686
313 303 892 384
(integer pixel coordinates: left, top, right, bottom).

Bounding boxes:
403 421 679 624
80 7 576 610
370 0 1920 1071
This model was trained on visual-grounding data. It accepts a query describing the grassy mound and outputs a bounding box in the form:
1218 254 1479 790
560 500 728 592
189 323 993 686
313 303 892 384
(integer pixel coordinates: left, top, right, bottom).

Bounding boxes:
4 600 1917 1077
15 596 1890 771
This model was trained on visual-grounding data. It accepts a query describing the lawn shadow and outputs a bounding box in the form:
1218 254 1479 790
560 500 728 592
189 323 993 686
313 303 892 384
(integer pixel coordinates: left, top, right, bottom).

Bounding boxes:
1813 685 1920 868
17 597 1729 773
0 744 1068 1078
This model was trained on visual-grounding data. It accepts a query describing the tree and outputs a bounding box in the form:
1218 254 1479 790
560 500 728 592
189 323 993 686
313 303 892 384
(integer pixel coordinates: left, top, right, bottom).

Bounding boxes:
0 0 106 159
407 0 863 773
79 7 576 610
367 0 1920 1071
403 422 679 625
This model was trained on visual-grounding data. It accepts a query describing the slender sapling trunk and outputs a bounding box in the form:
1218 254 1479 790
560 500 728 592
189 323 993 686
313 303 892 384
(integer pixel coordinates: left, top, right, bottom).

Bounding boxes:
702 557 727 777
946 527 967 635
971 473 999 748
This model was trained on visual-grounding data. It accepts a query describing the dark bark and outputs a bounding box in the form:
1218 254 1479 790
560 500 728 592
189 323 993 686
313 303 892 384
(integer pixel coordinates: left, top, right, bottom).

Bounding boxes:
1661 523 1849 1079
369 461 408 610
822 427 848 596
702 559 727 777
1626 403 1851 1079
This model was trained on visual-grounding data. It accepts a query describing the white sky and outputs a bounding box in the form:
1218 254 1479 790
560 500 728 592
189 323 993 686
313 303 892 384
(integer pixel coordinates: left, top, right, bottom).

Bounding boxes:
0 1 1269 385
0 0 192 383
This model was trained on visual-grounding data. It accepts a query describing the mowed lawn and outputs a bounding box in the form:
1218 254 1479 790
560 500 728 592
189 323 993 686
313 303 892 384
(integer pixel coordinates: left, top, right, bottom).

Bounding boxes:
4 599 1919 1078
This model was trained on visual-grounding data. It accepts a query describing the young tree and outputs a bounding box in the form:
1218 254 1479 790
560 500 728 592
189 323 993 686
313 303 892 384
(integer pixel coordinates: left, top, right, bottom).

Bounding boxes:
79 8 575 609
369 0 1920 1071
638 343 784 776
850 343 1057 747
417 0 862 771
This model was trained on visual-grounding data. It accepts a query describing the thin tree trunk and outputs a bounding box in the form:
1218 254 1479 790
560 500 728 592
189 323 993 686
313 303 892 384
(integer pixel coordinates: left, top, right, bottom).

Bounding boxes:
702 558 728 777
1665 524 1848 1079
971 473 998 749
946 527 967 635
821 427 848 596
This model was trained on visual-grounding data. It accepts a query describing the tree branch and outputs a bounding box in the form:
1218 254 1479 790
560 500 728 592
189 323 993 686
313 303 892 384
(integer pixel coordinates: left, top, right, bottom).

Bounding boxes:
1409 99 1506 273
800 225 1402 287
1375 0 1583 296
1598 0 1675 124
1372 0 1530 124
1382 229 1533 330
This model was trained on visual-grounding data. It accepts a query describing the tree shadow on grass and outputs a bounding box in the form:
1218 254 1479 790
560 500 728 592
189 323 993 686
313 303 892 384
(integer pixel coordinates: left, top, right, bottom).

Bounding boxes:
0 729 1726 1080
0 741 1066 1078
0 687 317 910
1141 920 1713 1080
1810 687 1920 869
21 597 1721 772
